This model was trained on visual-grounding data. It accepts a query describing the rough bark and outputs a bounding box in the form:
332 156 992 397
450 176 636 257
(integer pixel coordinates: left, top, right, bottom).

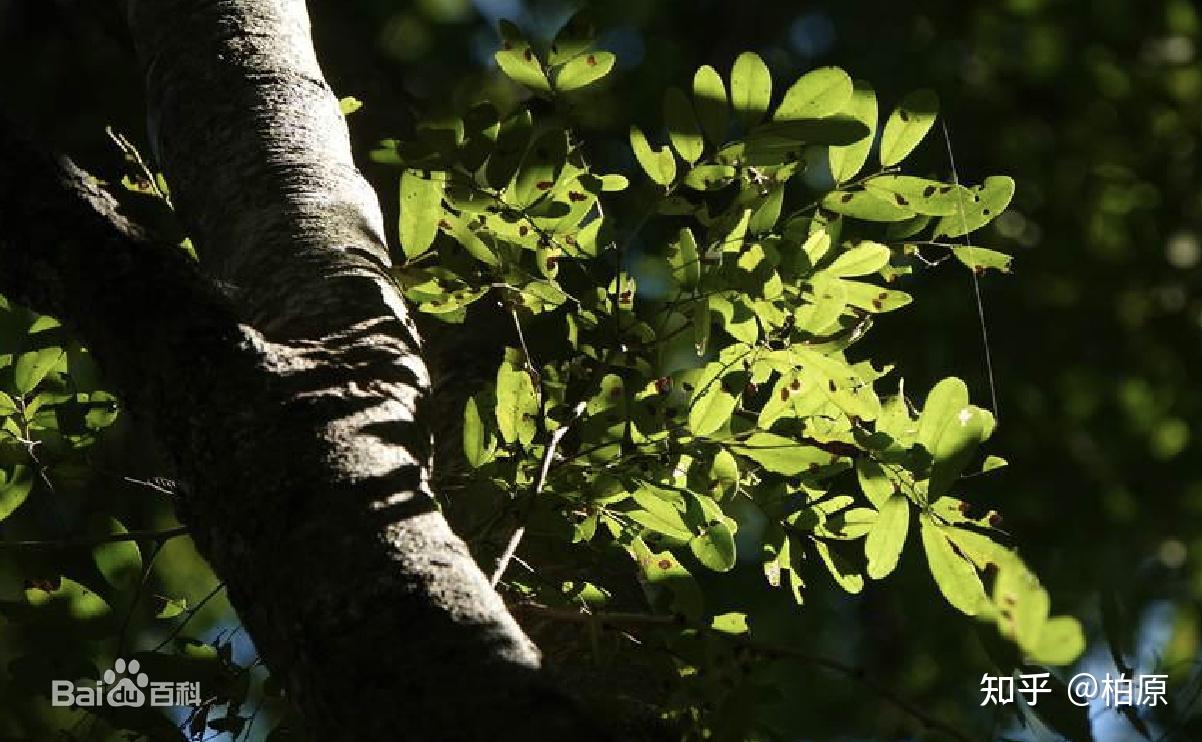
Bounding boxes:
0 1 610 739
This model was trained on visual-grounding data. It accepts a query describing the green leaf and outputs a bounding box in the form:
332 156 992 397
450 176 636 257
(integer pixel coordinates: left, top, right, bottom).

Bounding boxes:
821 189 915 222
828 80 878 183
879 89 939 167
338 96 363 116
708 448 740 499
732 433 836 475
688 385 736 438
629 537 704 621
463 396 496 467
934 176 1017 238
916 377 970 453
865 494 909 579
156 596 188 620
864 175 968 216
709 294 758 343
548 9 597 66
663 87 704 164
692 65 728 146
825 241 891 277
730 52 772 127
856 459 894 509
14 347 65 395
0 391 15 416
982 454 1009 472
916 377 994 496
669 227 701 290
749 186 784 235
630 486 693 542
744 118 869 165
920 515 987 616
554 51 615 91
495 48 551 93
691 521 737 572
951 246 1014 274
813 538 864 593
1027 616 1087 666
774 66 853 121
399 171 444 259
683 164 737 190
91 517 143 591
929 404 992 497
629 126 677 187
495 349 539 446
711 612 748 634
839 280 912 313
0 466 34 522
794 274 846 334
510 129 567 208
438 210 499 266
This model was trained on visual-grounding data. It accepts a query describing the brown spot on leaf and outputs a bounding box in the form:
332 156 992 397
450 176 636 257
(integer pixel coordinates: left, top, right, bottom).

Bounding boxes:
536 181 554 190
587 54 598 66
790 378 801 391
657 558 672 570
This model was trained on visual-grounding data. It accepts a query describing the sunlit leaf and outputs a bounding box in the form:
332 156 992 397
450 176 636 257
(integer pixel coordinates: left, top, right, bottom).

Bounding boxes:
879 89 939 167
774 66 853 121
730 51 772 128
864 494 909 579
399 171 444 259
828 80 878 183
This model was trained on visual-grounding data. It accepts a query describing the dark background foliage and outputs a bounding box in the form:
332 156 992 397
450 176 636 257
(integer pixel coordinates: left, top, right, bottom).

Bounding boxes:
1 0 1199 739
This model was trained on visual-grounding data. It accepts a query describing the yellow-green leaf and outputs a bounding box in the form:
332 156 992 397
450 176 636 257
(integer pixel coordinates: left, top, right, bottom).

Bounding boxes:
730 51 772 127
663 87 704 164
629 126 677 187
865 494 909 579
828 80 877 183
774 66 853 121
399 171 444 259
693 65 729 145
879 89 939 167
555 50 615 92
920 515 987 616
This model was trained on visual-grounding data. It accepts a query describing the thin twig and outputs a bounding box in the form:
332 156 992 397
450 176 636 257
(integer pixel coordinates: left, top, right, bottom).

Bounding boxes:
154 581 227 652
490 400 588 587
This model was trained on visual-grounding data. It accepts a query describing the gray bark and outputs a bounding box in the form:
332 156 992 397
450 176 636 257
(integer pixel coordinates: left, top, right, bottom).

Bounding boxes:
0 0 610 739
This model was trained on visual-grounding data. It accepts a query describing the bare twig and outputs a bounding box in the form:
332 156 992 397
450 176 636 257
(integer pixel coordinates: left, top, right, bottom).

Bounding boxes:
490 400 588 587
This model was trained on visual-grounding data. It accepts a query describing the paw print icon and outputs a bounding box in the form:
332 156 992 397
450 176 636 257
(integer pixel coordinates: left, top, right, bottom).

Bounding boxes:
103 658 149 707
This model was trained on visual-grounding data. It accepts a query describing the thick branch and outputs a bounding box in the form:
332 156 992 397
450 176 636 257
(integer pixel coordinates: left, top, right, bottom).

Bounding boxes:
106 1 604 739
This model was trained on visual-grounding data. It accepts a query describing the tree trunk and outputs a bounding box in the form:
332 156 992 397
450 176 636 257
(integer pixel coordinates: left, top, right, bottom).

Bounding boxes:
0 1 607 739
